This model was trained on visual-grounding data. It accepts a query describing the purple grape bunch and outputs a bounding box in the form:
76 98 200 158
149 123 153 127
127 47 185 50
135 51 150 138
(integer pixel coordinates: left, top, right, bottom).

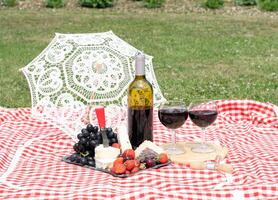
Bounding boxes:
67 124 118 167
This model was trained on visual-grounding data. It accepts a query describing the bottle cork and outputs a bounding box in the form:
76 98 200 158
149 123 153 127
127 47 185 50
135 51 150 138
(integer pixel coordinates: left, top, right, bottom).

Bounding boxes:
135 53 145 75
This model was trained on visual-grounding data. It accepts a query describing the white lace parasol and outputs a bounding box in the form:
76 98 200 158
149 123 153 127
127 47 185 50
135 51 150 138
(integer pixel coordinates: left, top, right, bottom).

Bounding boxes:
21 31 166 140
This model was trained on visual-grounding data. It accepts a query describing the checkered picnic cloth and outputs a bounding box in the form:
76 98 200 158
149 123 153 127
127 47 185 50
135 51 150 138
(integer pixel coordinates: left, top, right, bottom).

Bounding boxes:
0 100 277 199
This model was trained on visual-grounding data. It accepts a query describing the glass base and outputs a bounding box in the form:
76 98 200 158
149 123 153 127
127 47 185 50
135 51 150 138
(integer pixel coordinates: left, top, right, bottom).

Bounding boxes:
164 145 185 155
191 144 215 153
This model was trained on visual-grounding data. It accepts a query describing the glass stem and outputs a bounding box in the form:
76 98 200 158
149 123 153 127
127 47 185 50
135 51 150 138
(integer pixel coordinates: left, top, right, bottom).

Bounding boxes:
201 127 206 147
171 129 176 149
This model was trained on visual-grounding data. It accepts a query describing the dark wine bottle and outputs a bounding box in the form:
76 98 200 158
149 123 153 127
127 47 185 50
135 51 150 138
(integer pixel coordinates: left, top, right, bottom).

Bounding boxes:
128 53 153 149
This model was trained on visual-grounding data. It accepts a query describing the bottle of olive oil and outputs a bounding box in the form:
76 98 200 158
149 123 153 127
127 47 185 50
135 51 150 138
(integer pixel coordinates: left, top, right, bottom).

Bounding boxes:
128 53 153 148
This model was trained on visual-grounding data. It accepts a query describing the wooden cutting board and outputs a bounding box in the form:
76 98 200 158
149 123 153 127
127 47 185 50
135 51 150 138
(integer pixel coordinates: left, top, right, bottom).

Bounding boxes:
160 142 228 165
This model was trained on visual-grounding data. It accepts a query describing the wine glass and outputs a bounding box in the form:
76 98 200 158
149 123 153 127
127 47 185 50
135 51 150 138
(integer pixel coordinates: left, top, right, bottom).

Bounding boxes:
158 101 188 155
189 100 218 153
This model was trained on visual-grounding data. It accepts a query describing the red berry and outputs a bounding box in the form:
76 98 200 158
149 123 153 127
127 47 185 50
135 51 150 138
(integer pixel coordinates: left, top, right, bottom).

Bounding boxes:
124 160 136 171
159 153 169 164
114 163 126 174
122 149 135 160
125 170 131 175
113 157 124 166
131 166 140 173
112 143 121 149
145 159 156 168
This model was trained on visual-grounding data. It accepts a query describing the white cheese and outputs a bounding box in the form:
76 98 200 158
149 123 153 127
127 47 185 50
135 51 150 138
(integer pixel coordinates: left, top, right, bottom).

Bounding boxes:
135 140 165 158
94 145 120 169
95 158 114 169
95 145 120 160
117 124 132 152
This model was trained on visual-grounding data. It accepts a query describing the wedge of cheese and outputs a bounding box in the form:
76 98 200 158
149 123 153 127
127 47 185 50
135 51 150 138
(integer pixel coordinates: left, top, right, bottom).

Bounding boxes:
117 124 132 152
95 157 115 170
95 145 120 160
135 140 165 158
94 145 120 169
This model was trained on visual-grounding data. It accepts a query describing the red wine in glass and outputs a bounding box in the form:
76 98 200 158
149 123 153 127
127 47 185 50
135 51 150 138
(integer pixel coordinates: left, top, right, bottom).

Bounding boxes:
158 108 188 129
158 101 188 155
189 110 217 128
189 101 218 153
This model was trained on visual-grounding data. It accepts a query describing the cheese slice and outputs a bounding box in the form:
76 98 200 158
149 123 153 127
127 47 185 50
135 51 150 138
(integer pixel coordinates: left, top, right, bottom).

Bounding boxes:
95 157 115 169
135 140 165 158
117 124 132 152
94 145 120 169
95 145 120 160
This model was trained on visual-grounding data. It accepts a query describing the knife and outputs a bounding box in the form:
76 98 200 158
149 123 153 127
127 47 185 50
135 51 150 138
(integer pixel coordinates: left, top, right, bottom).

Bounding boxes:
95 106 109 147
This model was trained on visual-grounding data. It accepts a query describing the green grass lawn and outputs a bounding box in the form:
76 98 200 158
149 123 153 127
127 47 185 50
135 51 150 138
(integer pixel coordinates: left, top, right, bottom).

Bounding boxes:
0 9 277 107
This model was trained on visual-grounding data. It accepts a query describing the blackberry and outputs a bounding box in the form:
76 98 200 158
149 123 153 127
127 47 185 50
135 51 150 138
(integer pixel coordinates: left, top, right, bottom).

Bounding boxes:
110 138 117 144
75 155 81 163
79 137 87 145
77 133 84 140
90 132 97 140
81 129 90 137
88 150 95 157
85 141 90 148
68 153 79 162
107 130 114 139
89 140 97 148
107 127 113 133
77 143 86 152
87 156 94 162
88 160 95 167
86 124 94 132
113 133 118 139
73 143 80 153
92 126 98 133
80 157 88 165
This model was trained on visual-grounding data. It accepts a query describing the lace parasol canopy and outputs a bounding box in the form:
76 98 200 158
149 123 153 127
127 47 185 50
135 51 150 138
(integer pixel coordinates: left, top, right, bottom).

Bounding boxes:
21 31 166 140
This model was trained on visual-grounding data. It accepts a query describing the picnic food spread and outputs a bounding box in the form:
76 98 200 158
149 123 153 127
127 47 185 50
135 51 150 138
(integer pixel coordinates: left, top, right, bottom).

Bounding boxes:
63 53 229 177
64 103 170 176
64 121 170 177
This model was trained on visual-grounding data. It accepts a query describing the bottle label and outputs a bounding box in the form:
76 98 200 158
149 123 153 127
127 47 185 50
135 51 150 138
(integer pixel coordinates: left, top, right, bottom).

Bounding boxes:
128 88 153 107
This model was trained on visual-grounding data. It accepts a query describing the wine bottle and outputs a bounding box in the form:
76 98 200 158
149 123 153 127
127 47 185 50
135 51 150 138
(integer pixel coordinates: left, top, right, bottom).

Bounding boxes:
128 53 153 149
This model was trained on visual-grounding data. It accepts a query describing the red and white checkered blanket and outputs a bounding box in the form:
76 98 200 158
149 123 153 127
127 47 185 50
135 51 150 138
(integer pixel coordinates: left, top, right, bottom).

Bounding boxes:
0 100 277 199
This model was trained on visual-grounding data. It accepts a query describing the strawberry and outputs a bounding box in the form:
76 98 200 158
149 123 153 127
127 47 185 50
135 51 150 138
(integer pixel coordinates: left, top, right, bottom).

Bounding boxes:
112 143 121 149
125 170 131 175
114 163 126 174
122 149 135 160
113 157 124 166
131 166 140 173
124 156 132 161
124 160 136 171
158 153 168 164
